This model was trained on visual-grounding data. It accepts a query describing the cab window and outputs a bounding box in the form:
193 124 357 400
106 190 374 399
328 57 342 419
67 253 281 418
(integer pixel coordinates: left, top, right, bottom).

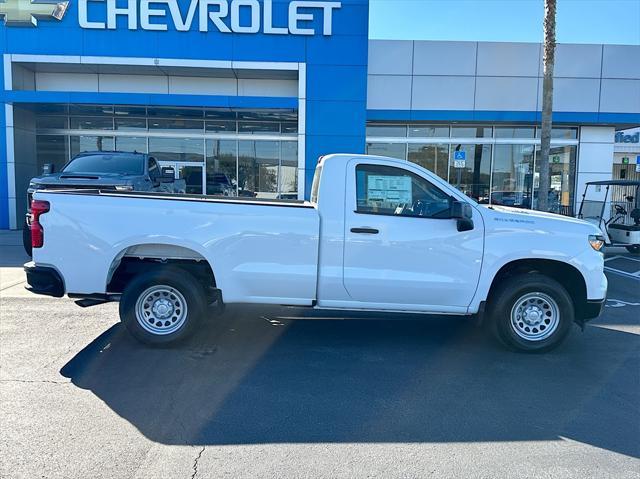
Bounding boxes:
356 164 452 218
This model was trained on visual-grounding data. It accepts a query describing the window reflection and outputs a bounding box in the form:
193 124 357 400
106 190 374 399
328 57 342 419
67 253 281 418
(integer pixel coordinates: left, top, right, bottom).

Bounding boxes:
36 135 69 173
449 144 492 202
534 145 577 214
366 142 406 160
116 136 147 153
70 136 115 157
206 140 237 196
148 138 204 162
408 144 449 180
238 141 279 198
451 126 492 138
492 145 535 208
280 142 298 198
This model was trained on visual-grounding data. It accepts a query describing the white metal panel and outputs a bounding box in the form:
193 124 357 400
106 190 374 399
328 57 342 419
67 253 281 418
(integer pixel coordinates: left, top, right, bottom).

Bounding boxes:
367 40 413 75
237 78 298 97
168 76 237 96
35 72 99 92
475 76 538 111
553 44 603 78
367 75 412 110
600 79 640 114
602 45 640 79
411 76 475 110
476 42 540 77
413 41 477 76
537 78 601 112
99 74 169 94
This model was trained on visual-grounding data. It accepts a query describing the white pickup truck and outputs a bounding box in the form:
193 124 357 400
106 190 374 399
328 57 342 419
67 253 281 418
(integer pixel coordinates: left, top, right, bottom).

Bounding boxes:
25 154 608 352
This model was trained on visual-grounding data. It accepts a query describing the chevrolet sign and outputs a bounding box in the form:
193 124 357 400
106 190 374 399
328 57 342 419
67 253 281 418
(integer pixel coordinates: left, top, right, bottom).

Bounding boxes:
78 0 341 35
0 0 69 26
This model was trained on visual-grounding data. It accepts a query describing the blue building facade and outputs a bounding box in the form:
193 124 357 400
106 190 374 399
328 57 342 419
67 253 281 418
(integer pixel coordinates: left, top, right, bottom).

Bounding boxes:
2 0 639 229
0 0 369 228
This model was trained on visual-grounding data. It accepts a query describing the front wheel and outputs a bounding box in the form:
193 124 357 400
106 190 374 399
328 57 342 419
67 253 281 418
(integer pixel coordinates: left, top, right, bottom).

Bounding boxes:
119 266 207 346
489 273 574 353
625 245 640 255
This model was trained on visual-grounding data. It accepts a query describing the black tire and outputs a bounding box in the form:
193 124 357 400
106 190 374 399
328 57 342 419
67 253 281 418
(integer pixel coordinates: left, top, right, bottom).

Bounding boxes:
625 245 640 255
119 266 207 346
22 220 32 257
489 273 574 353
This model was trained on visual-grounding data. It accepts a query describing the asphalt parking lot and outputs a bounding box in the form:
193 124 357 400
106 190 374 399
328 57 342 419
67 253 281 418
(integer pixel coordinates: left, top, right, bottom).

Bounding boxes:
1 232 639 478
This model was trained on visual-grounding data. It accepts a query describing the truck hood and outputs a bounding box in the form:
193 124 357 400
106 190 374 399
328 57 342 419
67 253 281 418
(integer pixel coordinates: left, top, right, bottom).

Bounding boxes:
481 204 603 235
30 173 137 188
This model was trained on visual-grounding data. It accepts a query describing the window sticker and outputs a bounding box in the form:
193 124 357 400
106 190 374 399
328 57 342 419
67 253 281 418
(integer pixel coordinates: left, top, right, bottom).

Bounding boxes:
367 174 412 208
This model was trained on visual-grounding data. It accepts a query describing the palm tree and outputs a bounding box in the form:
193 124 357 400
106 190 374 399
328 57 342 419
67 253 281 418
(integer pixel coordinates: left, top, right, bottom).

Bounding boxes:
538 0 557 212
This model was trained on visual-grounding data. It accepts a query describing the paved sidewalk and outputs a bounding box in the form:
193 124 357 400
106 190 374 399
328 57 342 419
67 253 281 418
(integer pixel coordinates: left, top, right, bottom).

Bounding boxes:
0 230 31 298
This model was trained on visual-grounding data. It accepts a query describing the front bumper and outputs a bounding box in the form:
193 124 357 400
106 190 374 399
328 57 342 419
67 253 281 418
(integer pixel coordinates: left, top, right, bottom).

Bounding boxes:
575 298 606 329
583 298 606 320
24 262 64 298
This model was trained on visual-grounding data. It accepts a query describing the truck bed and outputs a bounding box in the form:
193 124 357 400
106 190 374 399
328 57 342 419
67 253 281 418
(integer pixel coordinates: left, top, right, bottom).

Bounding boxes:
37 188 313 208
33 188 320 305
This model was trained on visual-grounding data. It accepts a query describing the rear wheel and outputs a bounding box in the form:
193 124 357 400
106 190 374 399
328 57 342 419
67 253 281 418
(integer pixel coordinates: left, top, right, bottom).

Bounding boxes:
489 273 574 353
119 266 206 346
625 245 640 255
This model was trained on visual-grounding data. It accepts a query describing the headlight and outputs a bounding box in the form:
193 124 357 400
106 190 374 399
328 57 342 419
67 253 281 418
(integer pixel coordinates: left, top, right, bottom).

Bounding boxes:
115 185 134 191
589 235 605 252
29 182 36 189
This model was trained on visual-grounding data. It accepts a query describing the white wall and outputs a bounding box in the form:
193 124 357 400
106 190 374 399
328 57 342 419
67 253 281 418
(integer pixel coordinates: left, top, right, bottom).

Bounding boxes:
577 126 615 207
33 72 298 97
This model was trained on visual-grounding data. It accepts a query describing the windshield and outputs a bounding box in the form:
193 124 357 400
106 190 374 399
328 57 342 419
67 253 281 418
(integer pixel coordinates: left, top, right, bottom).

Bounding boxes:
63 154 144 175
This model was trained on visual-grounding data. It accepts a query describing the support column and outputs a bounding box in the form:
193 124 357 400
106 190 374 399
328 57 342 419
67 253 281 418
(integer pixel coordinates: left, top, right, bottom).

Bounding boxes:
576 126 615 215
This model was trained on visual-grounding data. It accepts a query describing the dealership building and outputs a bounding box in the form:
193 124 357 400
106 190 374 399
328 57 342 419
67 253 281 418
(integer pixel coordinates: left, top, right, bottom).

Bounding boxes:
1 0 639 229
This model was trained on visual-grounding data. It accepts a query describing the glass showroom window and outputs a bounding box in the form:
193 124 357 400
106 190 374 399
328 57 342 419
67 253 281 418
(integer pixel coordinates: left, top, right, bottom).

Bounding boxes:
238 141 279 198
449 144 492 203
148 138 204 162
36 135 69 173
116 137 147 154
206 139 237 196
534 145 577 214
366 142 406 160
280 142 299 198
70 136 115 158
491 144 535 209
366 125 407 138
408 144 449 181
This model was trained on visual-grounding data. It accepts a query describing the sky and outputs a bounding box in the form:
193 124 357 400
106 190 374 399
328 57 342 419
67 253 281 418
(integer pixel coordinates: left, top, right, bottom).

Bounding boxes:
369 0 640 45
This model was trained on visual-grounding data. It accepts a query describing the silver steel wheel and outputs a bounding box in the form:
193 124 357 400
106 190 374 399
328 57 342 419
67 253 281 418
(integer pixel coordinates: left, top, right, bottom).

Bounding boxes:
510 292 560 342
135 285 188 336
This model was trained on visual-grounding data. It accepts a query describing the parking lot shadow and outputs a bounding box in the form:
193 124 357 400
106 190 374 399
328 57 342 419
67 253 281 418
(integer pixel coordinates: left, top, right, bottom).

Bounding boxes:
60 308 639 458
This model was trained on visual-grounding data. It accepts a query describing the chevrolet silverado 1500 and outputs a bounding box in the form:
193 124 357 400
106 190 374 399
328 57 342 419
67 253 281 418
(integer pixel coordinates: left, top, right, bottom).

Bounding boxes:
25 154 608 352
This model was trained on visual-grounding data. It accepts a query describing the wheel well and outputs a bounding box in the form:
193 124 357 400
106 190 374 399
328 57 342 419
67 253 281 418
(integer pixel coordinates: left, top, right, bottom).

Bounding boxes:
107 256 217 301
487 259 588 316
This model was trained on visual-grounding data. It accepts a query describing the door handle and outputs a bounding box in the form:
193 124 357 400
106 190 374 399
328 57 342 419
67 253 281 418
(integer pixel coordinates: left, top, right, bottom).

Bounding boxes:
351 227 379 234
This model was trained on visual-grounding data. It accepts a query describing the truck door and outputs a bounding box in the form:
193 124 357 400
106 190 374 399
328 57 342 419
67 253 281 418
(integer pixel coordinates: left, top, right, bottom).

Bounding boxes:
342 159 484 312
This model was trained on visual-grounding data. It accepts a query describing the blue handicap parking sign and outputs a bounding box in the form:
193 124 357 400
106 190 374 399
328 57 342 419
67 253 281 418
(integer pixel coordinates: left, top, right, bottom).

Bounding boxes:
454 151 466 161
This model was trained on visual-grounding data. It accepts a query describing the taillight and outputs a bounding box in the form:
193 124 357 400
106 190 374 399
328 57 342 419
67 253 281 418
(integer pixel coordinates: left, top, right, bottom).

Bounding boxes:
31 200 50 249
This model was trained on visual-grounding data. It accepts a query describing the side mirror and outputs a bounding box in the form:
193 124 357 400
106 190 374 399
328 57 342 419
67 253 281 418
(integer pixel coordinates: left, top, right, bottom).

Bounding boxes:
42 163 54 174
451 200 474 232
161 167 175 183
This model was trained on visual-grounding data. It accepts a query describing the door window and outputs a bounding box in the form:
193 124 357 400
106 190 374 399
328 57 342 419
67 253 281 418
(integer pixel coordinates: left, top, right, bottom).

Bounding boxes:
356 164 452 218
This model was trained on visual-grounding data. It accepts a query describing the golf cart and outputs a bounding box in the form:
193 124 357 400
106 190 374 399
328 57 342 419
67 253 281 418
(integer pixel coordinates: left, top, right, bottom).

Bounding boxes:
577 180 640 254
